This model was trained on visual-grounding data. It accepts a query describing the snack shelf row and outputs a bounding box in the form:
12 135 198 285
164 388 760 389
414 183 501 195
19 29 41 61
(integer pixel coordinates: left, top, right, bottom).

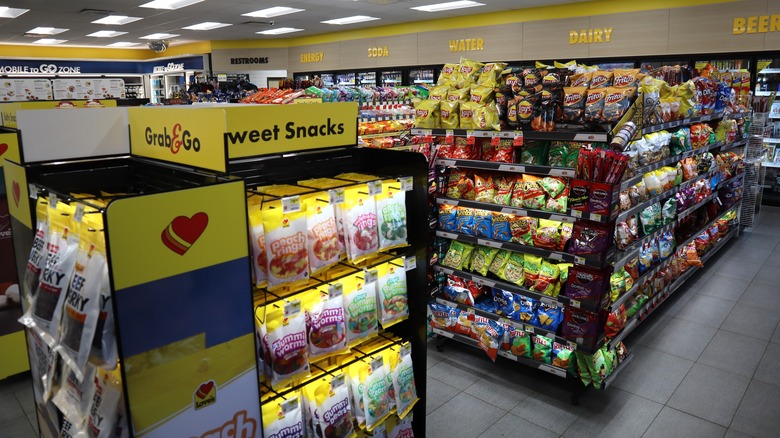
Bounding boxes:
434 229 604 269
618 139 743 191
359 100 413 108
434 158 576 178
411 128 609 143
435 196 607 224
432 264 603 314
601 353 635 390
638 111 750 135
434 297 580 352
606 215 738 350
360 115 413 123
429 327 568 378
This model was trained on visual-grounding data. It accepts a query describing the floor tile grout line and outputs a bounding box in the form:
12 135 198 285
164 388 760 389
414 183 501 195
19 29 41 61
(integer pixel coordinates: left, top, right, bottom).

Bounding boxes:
724 340 773 431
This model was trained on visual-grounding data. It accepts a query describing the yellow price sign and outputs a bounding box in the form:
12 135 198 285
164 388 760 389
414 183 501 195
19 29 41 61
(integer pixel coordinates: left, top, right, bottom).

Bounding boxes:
2 159 31 228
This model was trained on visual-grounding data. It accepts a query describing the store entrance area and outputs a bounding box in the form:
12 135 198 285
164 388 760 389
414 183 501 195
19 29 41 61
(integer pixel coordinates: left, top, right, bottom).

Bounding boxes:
425 207 780 438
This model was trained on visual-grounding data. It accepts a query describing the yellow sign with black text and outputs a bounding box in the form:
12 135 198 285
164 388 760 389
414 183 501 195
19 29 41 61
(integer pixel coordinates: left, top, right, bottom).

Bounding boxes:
223 102 358 159
2 159 31 229
106 180 248 290
0 100 118 129
128 107 228 174
0 132 20 168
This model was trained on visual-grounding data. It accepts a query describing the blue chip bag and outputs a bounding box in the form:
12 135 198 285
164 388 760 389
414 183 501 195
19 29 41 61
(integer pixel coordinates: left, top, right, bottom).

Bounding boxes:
493 288 518 317
659 231 674 260
513 295 539 326
438 204 458 231
456 207 476 236
492 213 511 241
473 298 497 313
536 302 563 332
638 242 653 275
475 210 493 239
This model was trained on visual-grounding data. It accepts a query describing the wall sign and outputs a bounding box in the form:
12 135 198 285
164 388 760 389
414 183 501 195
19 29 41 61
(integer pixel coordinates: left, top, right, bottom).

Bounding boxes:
300 52 325 63
367 46 389 58
732 15 780 34
153 62 185 73
569 28 613 44
449 38 484 52
230 57 270 65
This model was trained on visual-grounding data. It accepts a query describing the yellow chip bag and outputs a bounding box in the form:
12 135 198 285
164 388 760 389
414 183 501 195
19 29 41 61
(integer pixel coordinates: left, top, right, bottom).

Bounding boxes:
469 84 495 104
459 101 479 130
447 87 470 102
438 63 458 86
440 100 460 130
428 85 450 101
413 99 440 129
473 101 501 131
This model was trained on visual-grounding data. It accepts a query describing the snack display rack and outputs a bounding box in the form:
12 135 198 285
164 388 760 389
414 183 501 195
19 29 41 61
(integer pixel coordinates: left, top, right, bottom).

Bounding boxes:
742 112 769 226
3 103 429 437
426 100 749 400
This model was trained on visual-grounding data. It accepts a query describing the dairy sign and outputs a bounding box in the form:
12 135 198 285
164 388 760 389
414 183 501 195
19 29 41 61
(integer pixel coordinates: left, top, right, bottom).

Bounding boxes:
0 63 81 74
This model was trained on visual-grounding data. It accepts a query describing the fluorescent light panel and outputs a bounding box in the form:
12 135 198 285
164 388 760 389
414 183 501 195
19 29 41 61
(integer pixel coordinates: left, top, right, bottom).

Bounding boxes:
321 15 379 25
242 6 304 18
140 0 204 10
257 27 303 35
182 22 232 30
411 1 484 12
0 7 29 18
140 32 179 39
33 38 67 45
87 30 128 38
92 15 142 25
27 27 68 35
107 42 141 47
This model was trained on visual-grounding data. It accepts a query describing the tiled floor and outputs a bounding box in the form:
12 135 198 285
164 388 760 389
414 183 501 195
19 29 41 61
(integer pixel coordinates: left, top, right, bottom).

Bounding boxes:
425 206 780 438
2 209 780 438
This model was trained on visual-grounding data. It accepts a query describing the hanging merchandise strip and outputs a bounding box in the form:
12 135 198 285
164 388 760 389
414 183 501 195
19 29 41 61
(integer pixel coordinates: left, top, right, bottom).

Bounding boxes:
435 229 603 269
429 327 568 378
606 214 738 350
434 158 576 178
615 169 718 223
433 264 603 314
435 197 607 224
639 111 751 136
411 128 608 143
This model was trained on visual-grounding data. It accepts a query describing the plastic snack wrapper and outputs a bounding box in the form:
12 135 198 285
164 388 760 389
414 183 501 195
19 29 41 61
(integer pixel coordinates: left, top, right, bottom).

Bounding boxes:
376 183 408 251
263 393 306 438
23 197 49 306
305 288 348 361
307 375 355 438
412 100 440 129
342 188 380 263
247 196 268 288
361 355 392 432
343 275 379 347
504 327 532 358
441 240 474 271
377 263 409 327
52 361 97 427
89 265 117 370
304 197 341 275
532 335 553 364
263 300 311 389
86 368 122 438
263 201 310 290
440 100 460 130
475 320 504 362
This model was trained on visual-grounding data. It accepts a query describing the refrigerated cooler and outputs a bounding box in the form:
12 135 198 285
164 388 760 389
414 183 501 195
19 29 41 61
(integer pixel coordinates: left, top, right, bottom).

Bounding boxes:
336 72 356 86
358 71 377 86
381 70 403 86
148 70 201 104
409 68 435 85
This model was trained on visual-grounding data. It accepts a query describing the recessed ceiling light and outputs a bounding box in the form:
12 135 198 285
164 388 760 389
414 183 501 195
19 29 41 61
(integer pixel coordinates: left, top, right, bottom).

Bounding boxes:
92 15 142 25
107 42 141 47
256 27 303 35
242 6 304 18
0 6 29 19
321 16 380 25
33 38 67 45
27 27 68 35
182 22 232 31
140 33 179 39
411 1 485 12
87 30 128 38
140 0 204 10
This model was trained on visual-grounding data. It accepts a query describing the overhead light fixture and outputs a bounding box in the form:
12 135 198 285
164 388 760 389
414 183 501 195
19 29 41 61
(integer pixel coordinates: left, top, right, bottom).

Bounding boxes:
107 41 141 47
321 15 380 25
140 32 179 39
87 30 128 38
91 15 142 25
411 1 485 12
0 7 29 18
242 6 304 18
33 38 67 45
256 27 303 35
140 0 204 10
27 27 68 35
182 22 232 30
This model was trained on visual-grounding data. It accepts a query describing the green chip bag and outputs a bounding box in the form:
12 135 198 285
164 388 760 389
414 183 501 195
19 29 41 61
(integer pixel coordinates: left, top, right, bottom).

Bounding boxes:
501 253 526 286
532 335 553 364
471 246 500 276
442 241 474 270
552 342 575 373
574 351 593 387
489 250 511 277
558 263 573 284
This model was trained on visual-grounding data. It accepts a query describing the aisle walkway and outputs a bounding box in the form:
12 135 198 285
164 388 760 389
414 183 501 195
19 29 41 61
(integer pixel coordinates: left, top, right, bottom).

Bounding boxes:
425 206 780 438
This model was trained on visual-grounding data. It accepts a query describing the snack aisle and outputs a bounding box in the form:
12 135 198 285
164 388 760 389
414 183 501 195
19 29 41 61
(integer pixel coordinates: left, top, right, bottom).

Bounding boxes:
414 58 750 398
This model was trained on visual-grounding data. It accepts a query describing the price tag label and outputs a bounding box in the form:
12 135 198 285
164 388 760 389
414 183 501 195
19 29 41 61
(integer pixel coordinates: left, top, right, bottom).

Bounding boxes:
368 180 383 196
331 373 346 390
466 132 476 145
282 196 301 214
371 355 384 371
445 130 455 145
568 299 581 308
474 278 495 288
438 159 456 167
48 193 58 209
373 423 387 435
329 188 345 205
491 134 501 146
567 341 578 350
404 256 417 271
497 164 526 173
284 299 302 317
513 131 524 147
28 184 37 199
524 326 535 334
570 210 583 218
590 213 602 222
575 256 586 265
477 239 502 249
328 282 343 298
281 398 298 416
548 253 563 261
74 204 85 223
437 329 454 339
399 176 414 191
439 231 457 239
424 134 434 143
400 342 412 357
364 268 378 284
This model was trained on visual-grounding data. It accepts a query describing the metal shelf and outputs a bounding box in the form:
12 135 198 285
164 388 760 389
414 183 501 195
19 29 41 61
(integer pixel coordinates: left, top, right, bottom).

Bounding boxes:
435 230 604 269
615 170 715 223
412 128 609 143
435 197 610 224
434 158 576 178
602 353 634 389
640 112 723 135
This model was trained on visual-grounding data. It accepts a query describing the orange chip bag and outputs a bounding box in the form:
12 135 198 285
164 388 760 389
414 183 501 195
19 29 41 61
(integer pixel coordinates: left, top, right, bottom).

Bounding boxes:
568 72 593 88
589 71 613 89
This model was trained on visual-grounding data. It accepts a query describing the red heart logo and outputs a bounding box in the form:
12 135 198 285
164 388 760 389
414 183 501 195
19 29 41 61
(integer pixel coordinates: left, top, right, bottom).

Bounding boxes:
195 381 215 400
12 181 20 207
161 212 208 255
0 143 7 157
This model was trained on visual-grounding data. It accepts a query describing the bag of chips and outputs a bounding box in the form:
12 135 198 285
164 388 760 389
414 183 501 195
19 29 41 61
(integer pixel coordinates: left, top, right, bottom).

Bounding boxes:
504 327 532 358
520 141 549 165
488 250 511 277
476 320 504 362
440 100 460 130
459 101 479 130
455 207 475 236
471 246 500 277
603 87 635 123
491 213 511 241
532 335 553 363
413 100 440 128
532 219 563 250
500 253 526 286
442 241 474 270
428 85 449 101
474 174 496 203
562 87 587 123
517 296 540 326
533 261 561 295
537 302 563 332
473 101 501 131
590 71 613 89
551 342 575 372
438 204 458 232
613 69 640 89
584 88 607 123
523 255 542 289
429 303 454 330
568 72 593 88
522 175 547 210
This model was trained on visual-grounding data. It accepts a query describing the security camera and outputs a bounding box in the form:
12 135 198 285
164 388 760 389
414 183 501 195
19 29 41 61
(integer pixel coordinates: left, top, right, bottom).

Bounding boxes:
269 21 274 25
